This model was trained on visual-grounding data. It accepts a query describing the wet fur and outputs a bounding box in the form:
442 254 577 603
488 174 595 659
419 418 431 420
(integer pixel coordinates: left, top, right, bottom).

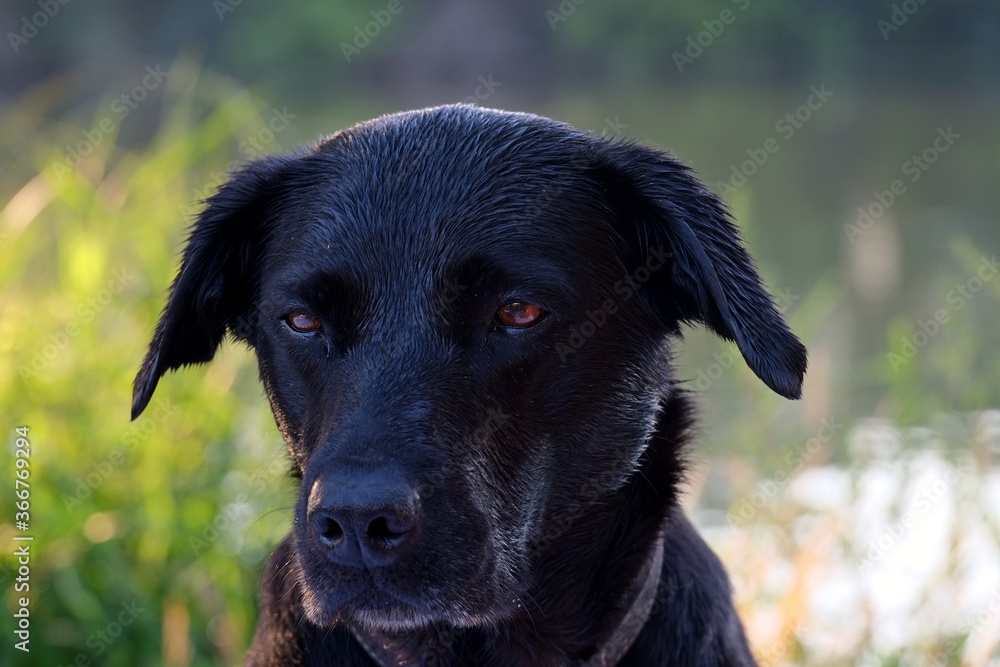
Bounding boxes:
133 105 806 666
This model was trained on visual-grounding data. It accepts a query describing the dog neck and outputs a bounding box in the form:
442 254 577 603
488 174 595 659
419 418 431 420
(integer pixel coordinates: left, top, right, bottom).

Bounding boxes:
348 534 665 667
576 532 665 666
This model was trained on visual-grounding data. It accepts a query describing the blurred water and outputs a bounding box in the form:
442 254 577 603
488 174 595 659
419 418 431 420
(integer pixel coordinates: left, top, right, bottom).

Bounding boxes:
697 412 1000 665
533 88 1000 451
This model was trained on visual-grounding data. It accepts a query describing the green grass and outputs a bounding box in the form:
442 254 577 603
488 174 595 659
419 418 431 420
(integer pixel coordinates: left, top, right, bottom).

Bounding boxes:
1 62 303 667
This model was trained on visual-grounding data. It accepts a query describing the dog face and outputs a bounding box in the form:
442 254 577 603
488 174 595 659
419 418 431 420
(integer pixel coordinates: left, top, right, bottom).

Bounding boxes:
133 105 805 634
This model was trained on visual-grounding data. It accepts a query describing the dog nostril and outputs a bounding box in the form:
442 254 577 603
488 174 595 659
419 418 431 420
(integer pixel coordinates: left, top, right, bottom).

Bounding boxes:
366 516 409 548
316 516 345 546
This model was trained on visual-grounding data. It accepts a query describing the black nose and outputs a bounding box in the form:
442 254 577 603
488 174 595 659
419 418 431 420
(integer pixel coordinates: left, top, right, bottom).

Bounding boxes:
307 471 420 569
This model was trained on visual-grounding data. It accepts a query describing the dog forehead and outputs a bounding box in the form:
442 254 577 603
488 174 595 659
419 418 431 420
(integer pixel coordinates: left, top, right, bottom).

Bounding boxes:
319 107 590 228
267 106 609 282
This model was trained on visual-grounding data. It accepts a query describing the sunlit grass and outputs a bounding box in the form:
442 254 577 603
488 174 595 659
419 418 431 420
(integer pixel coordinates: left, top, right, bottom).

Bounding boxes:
1 61 299 667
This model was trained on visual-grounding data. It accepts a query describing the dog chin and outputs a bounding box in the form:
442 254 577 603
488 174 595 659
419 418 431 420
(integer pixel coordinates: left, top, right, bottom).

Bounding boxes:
302 584 515 633
347 606 452 634
307 602 431 633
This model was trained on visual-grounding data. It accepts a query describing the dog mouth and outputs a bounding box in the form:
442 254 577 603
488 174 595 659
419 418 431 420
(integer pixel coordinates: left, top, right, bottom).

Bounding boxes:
306 582 442 632
296 545 524 632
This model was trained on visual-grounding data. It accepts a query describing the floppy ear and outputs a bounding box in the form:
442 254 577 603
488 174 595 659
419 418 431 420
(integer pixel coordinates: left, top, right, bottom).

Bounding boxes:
591 141 807 399
131 155 296 420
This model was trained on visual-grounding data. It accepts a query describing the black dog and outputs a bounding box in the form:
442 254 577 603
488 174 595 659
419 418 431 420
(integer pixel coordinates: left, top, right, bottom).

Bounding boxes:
133 104 806 666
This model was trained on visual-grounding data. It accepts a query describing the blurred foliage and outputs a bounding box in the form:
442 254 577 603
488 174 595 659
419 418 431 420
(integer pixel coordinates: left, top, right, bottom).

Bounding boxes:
0 62 303 667
3 0 999 110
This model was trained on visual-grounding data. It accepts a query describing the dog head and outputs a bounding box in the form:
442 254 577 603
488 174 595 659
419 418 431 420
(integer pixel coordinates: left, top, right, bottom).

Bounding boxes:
133 104 805 632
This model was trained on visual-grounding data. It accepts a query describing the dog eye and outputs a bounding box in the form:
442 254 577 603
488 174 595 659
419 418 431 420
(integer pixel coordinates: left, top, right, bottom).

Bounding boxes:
495 302 546 328
285 311 322 333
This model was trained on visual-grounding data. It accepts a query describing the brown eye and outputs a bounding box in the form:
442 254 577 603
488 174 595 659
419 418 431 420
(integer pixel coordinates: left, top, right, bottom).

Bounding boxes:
495 302 545 328
286 311 322 333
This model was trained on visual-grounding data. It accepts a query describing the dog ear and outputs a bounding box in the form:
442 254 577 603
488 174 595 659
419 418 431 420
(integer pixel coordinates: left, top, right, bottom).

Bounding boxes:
131 155 296 420
591 141 807 399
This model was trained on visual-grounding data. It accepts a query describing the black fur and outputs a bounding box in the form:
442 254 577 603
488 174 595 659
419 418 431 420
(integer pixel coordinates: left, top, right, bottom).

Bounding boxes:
133 104 806 666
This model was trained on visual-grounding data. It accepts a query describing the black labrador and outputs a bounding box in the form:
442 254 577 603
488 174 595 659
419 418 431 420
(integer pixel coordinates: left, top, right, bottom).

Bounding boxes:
132 104 806 666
